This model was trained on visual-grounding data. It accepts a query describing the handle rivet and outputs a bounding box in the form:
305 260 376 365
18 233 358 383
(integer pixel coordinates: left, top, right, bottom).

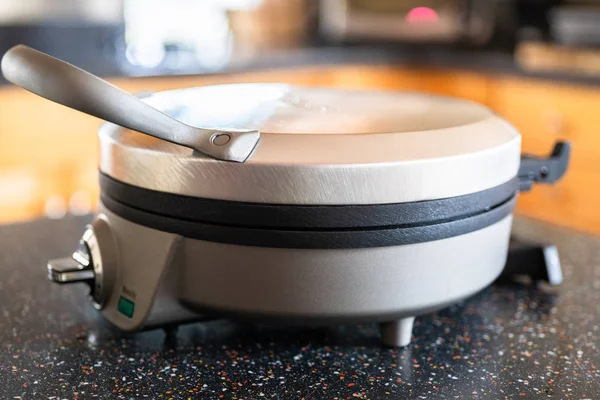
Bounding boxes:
211 133 231 146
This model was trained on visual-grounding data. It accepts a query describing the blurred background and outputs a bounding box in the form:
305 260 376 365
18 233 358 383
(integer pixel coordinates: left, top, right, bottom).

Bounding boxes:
0 0 598 234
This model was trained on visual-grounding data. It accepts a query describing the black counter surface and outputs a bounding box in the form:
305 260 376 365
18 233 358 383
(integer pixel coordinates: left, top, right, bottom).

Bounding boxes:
0 216 599 399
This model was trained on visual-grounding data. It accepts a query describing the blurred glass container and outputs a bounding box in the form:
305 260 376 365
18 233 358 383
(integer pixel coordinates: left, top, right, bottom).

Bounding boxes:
228 0 312 61
121 0 234 74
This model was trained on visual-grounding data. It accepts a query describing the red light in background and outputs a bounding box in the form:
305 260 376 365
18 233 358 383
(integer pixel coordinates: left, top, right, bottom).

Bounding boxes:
405 7 440 23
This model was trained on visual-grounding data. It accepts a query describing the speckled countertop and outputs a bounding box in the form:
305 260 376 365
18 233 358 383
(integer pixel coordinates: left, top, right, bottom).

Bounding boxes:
0 216 599 399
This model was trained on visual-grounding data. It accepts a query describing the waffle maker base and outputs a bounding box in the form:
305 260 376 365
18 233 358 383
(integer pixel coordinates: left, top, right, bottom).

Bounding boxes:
76 198 512 347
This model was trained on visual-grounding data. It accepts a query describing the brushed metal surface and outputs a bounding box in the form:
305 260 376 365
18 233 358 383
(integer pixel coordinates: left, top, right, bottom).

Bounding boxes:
99 84 521 205
139 84 493 135
97 206 186 331
177 215 513 319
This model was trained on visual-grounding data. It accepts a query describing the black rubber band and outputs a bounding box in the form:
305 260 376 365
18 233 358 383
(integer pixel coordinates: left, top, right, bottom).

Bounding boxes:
100 193 516 249
99 173 518 230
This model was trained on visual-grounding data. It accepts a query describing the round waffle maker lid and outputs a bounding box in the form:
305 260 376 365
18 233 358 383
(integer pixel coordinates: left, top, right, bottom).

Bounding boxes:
99 83 521 205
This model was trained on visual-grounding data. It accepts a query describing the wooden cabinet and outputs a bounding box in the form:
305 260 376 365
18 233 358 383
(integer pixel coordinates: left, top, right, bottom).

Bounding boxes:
489 77 600 234
326 65 490 104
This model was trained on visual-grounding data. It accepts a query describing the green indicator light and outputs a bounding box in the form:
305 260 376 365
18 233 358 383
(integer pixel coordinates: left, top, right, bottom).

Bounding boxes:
118 296 135 318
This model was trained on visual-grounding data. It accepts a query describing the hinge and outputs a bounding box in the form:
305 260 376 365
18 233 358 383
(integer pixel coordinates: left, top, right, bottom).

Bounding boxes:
519 141 571 192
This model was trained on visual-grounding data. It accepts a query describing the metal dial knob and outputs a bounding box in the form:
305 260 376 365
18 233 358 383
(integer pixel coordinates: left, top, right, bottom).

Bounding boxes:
47 230 96 283
47 217 116 309
47 255 94 283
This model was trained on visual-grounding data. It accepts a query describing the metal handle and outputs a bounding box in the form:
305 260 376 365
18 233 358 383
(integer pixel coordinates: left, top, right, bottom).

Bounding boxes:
1 45 259 162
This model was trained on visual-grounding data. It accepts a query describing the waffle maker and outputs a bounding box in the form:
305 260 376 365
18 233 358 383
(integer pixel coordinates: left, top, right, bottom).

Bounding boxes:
2 45 570 346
